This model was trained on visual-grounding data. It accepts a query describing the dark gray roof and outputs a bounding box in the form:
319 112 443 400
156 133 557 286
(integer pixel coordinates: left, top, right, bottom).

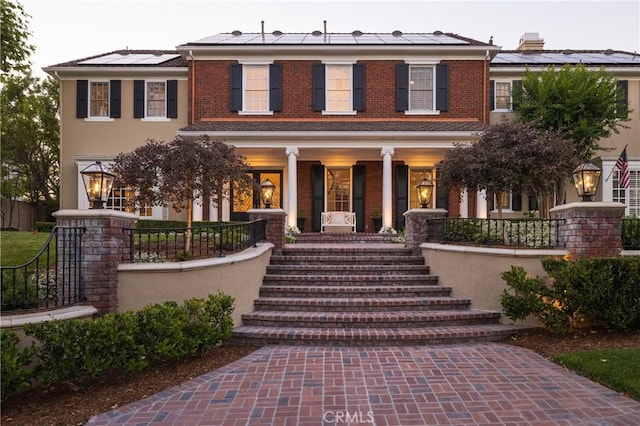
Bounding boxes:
492 50 640 66
180 120 487 133
183 31 491 46
47 50 188 68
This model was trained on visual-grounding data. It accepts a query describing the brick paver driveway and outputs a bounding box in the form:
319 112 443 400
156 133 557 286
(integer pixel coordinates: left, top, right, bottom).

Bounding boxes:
87 344 640 425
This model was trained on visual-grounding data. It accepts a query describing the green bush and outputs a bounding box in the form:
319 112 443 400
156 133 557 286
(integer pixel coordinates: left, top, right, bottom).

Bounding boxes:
501 257 640 333
23 293 235 389
34 222 55 233
1 330 36 401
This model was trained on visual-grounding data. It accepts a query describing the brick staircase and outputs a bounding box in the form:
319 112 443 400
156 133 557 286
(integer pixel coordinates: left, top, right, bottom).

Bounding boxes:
232 233 530 345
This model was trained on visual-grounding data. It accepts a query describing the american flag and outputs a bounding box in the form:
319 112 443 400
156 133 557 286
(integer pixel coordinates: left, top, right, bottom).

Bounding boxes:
615 147 630 189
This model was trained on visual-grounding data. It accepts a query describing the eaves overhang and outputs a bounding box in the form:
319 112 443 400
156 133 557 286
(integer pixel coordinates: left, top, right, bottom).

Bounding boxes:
489 65 640 78
43 66 188 80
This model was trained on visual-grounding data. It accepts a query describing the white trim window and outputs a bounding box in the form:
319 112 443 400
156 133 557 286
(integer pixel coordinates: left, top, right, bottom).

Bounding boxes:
494 81 512 111
613 168 640 216
146 81 166 118
89 81 110 118
409 66 435 112
242 65 270 113
326 65 353 113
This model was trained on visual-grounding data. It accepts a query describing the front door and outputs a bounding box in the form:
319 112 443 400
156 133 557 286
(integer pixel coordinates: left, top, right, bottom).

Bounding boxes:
231 171 282 221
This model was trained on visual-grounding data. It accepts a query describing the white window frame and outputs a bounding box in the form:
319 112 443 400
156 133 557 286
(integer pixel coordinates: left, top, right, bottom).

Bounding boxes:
325 167 352 212
494 80 512 112
492 192 514 213
404 61 440 116
239 64 273 116
322 60 356 116
603 160 639 216
142 80 170 122
85 80 113 122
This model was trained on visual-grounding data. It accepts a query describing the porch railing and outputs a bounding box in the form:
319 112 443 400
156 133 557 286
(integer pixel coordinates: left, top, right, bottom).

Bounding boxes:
1 226 85 313
122 220 267 263
622 217 640 250
425 218 562 248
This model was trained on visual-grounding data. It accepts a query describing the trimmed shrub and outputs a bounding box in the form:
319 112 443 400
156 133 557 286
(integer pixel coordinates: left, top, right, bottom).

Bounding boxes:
1 330 36 401
34 222 55 233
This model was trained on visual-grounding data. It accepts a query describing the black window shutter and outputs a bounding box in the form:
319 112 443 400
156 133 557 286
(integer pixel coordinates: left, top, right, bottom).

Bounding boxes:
311 164 325 232
489 80 495 111
511 80 522 111
353 164 366 232
512 193 522 211
312 64 325 111
488 193 495 211
435 63 449 111
133 80 145 118
352 63 365 111
396 64 409 111
395 164 409 230
109 80 121 118
167 80 178 118
435 174 449 210
230 64 242 112
76 80 88 118
617 80 629 118
528 194 538 211
269 64 282 112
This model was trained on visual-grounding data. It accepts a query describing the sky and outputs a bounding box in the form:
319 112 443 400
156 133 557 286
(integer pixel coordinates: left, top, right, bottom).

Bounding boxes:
21 0 640 77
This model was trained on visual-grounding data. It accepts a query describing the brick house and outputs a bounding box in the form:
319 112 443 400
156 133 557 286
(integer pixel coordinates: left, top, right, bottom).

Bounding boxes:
44 31 640 230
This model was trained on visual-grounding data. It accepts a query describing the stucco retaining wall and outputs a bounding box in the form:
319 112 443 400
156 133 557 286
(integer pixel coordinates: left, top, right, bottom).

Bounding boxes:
421 243 569 326
117 243 273 326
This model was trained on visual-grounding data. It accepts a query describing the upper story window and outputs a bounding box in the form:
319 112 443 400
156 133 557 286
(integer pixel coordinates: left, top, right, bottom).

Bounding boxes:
312 62 365 115
490 80 521 112
76 80 121 120
397 63 448 115
134 79 178 120
230 63 281 114
90 82 110 117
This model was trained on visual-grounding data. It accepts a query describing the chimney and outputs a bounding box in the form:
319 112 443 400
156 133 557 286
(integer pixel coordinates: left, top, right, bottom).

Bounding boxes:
517 32 545 51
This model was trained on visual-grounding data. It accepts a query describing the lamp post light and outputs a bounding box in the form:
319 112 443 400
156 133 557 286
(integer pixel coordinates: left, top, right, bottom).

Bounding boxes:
416 178 434 208
260 178 276 209
571 162 601 202
80 161 115 209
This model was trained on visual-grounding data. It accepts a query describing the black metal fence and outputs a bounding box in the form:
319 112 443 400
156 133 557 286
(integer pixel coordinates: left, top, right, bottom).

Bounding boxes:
1 226 85 313
426 218 561 248
122 220 267 263
622 217 640 250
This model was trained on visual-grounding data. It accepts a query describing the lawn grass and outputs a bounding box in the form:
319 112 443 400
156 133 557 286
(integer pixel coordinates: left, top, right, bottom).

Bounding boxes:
552 348 640 401
0 231 53 266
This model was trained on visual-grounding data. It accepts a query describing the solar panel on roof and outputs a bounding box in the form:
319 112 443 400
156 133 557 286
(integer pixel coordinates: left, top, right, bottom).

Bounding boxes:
79 53 180 65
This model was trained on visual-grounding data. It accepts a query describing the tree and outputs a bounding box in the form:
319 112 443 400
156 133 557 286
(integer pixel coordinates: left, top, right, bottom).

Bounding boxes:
113 136 255 250
1 0 35 75
1 75 60 222
438 120 577 218
513 63 629 161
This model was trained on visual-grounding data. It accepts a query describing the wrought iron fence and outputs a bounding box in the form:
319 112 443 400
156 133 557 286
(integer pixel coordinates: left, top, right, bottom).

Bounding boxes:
1 226 85 313
622 217 640 250
122 220 267 263
425 218 561 248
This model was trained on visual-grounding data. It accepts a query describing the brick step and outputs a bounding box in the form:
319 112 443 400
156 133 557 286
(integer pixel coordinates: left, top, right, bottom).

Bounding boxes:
265 264 429 275
281 246 413 257
262 274 439 286
269 254 425 265
259 285 452 298
253 296 471 312
231 324 532 346
241 309 501 328
293 233 398 243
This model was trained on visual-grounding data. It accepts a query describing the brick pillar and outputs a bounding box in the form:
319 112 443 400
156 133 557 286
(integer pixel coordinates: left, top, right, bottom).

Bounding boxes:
53 209 137 314
550 202 626 258
404 208 448 254
248 209 286 254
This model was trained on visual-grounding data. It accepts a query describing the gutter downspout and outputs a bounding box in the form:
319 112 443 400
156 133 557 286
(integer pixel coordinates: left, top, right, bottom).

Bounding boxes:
483 50 490 124
189 50 195 125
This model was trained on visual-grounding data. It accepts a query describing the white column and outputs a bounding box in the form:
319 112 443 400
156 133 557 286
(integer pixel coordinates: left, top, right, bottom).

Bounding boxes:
476 189 488 219
209 197 217 221
381 146 395 230
460 188 469 218
286 146 299 230
222 183 230 222
192 192 203 222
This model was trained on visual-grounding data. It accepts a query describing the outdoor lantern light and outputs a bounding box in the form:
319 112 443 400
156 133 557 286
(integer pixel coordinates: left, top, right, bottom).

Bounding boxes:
571 162 601 202
80 161 115 209
260 178 275 208
416 178 434 208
